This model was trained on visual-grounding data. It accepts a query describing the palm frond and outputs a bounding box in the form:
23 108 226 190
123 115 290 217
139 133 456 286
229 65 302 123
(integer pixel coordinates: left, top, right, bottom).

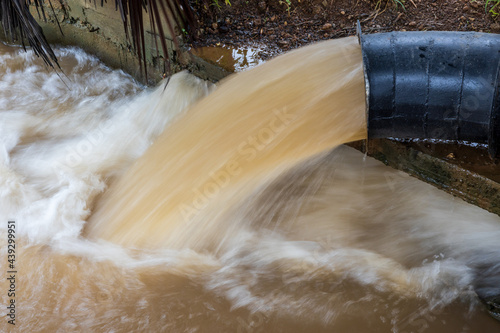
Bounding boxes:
0 0 60 68
0 0 197 80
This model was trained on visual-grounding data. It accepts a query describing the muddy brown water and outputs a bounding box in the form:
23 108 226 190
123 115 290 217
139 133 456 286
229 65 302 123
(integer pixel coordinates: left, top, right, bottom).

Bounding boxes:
0 38 499 332
190 44 265 72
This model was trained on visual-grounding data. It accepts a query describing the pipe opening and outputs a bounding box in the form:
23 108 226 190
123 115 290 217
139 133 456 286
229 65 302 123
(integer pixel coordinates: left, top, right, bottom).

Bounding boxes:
359 29 500 158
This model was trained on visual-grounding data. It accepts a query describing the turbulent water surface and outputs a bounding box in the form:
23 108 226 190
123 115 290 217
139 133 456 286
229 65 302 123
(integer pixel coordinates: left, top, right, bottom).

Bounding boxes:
0 39 499 332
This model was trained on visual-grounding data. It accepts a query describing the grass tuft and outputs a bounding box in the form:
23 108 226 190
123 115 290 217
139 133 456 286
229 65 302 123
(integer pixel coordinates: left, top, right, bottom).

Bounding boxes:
486 0 500 16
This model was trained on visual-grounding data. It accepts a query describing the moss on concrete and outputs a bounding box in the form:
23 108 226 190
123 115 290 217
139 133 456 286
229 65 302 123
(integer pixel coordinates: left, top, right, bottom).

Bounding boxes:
350 139 500 217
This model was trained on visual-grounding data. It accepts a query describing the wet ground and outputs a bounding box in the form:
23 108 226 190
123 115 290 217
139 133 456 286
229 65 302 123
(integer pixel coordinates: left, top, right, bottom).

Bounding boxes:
190 0 500 61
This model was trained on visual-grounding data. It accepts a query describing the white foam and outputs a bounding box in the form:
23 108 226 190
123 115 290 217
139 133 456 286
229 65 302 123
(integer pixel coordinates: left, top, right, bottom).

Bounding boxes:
0 43 499 331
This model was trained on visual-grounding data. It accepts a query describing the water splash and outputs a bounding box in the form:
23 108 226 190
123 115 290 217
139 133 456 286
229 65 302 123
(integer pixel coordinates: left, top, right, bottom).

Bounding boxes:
0 40 498 332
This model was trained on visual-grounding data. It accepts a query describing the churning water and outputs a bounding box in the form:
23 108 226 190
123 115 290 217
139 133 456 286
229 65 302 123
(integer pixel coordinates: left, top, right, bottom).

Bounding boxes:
0 37 499 332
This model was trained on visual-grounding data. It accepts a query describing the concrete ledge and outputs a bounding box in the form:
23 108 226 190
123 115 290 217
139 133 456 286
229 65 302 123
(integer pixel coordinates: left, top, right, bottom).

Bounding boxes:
350 139 500 217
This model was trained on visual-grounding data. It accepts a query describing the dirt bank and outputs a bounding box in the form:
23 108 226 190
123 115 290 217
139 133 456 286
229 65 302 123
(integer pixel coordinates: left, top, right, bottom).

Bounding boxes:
191 0 500 58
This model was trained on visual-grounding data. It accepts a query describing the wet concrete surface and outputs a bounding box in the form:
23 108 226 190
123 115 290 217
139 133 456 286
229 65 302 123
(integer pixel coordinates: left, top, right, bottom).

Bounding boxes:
350 139 500 217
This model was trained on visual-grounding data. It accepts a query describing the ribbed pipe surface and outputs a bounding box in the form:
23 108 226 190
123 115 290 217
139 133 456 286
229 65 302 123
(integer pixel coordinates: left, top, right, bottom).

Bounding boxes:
359 30 500 157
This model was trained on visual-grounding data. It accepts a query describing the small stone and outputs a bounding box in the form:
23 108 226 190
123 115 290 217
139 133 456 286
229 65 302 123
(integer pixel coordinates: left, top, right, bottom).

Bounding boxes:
340 10 345 15
277 40 289 47
394 12 403 23
258 1 266 11
408 21 416 26
446 153 455 159
321 23 333 30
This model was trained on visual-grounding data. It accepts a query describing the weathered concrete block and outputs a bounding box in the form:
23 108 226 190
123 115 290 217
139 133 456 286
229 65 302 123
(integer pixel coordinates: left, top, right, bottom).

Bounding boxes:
350 139 500 217
26 0 229 84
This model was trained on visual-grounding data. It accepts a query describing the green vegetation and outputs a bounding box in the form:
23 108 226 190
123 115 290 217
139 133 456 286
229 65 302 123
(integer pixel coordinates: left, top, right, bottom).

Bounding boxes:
279 0 292 13
373 0 405 10
370 0 405 17
486 0 500 16
212 0 232 8
391 0 405 9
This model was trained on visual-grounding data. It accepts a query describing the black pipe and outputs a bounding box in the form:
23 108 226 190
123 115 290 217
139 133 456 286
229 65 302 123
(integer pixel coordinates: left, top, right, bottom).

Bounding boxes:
359 27 500 320
358 26 500 157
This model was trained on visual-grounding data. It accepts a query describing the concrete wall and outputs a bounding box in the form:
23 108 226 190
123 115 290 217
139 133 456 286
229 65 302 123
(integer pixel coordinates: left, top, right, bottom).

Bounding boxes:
30 0 229 84
349 139 500 217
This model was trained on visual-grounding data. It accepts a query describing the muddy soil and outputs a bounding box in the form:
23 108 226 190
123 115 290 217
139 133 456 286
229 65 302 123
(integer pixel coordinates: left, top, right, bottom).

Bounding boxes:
191 0 500 58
